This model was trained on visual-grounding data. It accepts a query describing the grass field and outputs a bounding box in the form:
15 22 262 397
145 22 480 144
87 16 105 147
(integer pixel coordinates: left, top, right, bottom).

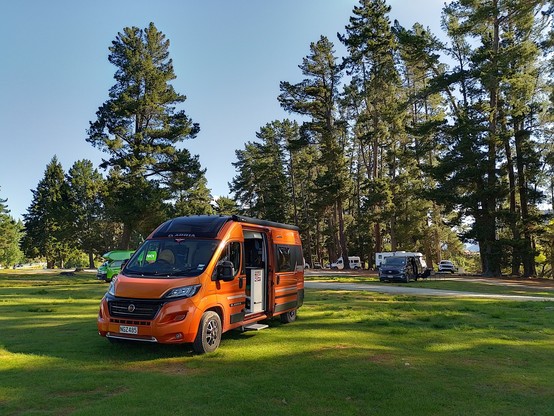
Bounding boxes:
1 271 554 415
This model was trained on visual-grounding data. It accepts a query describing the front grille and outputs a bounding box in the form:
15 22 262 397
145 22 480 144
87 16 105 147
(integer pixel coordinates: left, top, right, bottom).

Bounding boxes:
110 318 151 326
108 299 165 320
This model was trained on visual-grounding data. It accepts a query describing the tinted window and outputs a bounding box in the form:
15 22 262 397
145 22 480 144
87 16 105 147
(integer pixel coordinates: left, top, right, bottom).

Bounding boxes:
383 257 407 266
276 245 303 272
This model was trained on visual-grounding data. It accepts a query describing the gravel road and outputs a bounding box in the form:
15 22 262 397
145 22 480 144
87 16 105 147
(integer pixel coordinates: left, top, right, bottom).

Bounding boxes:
304 281 554 302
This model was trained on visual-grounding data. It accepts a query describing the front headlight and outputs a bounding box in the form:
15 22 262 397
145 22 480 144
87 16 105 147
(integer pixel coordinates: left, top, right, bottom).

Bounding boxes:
107 278 116 296
164 284 201 299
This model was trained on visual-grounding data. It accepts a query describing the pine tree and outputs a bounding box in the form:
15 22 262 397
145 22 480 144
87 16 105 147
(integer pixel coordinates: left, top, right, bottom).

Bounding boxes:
338 0 405 266
0 189 24 267
434 0 548 276
214 196 239 215
174 174 214 216
87 22 203 247
21 157 73 268
230 121 291 223
279 36 352 267
66 160 106 268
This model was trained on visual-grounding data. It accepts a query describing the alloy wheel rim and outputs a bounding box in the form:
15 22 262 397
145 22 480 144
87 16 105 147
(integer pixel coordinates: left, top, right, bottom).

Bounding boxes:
206 319 218 345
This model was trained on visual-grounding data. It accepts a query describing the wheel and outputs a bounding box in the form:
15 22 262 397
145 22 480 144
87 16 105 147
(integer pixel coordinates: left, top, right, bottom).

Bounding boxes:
193 311 221 354
280 309 297 323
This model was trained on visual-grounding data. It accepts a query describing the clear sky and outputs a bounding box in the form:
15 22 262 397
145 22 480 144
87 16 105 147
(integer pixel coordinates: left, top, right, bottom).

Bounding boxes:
0 0 445 221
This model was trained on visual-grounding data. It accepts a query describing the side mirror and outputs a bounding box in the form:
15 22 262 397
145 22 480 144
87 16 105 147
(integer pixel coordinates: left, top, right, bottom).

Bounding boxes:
217 261 235 281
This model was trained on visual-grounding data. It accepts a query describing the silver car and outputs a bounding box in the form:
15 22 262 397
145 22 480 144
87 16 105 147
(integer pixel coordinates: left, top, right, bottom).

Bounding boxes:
438 260 458 273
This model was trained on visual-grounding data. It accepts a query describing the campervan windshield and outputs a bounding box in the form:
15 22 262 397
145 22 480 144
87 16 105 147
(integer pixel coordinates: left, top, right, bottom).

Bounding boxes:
123 238 219 278
383 257 407 266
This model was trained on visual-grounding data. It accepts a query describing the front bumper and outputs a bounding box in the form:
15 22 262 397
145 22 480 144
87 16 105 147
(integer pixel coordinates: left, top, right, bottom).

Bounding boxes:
379 270 408 282
97 294 201 344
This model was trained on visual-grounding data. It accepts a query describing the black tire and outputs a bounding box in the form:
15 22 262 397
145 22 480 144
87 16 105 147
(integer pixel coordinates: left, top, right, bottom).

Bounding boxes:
280 309 297 323
193 311 221 354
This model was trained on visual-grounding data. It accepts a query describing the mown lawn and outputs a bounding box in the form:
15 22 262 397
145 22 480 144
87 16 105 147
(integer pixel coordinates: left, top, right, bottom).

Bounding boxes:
1 271 553 415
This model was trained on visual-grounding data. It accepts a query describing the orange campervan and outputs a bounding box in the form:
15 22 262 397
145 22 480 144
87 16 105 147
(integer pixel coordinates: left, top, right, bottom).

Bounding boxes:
97 215 304 353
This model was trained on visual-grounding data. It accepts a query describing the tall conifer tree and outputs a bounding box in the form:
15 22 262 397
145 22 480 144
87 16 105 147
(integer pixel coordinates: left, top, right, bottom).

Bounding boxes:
279 36 351 266
22 157 72 268
87 23 202 247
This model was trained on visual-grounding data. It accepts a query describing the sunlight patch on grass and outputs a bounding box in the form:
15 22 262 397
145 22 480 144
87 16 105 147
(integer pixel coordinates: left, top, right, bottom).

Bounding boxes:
0 346 61 370
426 342 475 352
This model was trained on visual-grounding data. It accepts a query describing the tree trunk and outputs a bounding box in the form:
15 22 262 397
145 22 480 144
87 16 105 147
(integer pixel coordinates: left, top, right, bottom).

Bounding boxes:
482 2 502 277
502 109 521 276
88 251 95 269
121 222 132 250
514 124 536 277
337 199 350 270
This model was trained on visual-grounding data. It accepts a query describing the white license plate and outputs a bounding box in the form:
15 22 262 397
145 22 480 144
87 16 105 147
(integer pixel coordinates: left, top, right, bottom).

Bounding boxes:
119 325 138 335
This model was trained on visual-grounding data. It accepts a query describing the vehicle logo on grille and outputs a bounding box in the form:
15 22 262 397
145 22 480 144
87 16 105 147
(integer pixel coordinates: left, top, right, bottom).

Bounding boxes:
127 304 136 313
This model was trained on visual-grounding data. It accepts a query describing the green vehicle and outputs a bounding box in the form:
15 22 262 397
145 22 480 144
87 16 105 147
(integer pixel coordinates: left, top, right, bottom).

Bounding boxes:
96 250 134 282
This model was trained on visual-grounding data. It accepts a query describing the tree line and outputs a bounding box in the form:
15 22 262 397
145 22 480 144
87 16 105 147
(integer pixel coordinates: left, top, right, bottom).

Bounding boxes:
231 0 554 277
2 0 554 277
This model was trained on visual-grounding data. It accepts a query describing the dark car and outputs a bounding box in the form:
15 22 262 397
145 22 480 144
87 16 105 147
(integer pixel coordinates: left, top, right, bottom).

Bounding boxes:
379 255 430 283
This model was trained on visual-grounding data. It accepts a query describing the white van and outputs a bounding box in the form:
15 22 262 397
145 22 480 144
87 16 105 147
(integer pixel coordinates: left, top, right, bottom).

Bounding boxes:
331 256 361 270
375 251 426 269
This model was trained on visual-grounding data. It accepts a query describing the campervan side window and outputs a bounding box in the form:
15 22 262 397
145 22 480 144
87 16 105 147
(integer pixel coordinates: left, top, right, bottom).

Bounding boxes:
215 241 241 277
276 245 303 272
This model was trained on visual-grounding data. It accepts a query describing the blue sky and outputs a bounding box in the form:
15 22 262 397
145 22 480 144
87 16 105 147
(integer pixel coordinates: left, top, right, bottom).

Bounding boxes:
0 0 445 221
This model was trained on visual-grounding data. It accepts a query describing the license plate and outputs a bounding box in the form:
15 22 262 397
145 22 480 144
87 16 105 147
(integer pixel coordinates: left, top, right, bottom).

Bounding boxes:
119 325 138 335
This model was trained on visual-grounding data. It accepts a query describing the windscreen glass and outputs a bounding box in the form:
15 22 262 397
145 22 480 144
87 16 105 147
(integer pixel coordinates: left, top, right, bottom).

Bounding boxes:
123 238 219 278
383 257 407 266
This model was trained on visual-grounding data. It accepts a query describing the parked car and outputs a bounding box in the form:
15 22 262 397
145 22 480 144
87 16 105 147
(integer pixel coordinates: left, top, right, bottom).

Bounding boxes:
379 255 430 283
313 262 323 269
438 260 458 273
96 250 134 282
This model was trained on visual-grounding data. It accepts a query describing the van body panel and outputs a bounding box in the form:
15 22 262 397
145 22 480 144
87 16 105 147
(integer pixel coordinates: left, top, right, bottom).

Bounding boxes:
97 215 304 351
110 276 202 299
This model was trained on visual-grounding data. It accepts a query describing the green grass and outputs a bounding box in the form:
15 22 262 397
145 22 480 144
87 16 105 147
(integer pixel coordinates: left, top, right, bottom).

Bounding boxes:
1 272 554 415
